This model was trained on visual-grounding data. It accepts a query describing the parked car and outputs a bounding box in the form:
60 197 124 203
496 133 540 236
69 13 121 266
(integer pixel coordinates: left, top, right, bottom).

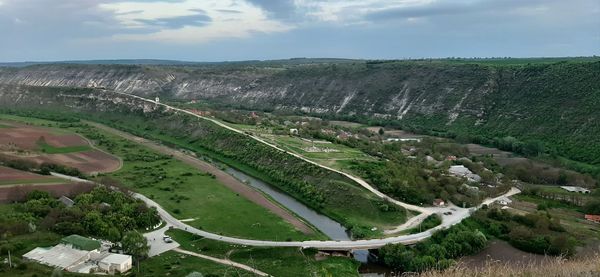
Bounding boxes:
163 236 173 243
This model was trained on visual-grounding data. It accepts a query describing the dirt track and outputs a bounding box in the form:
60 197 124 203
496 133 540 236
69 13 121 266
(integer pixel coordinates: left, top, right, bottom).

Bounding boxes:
84 121 315 235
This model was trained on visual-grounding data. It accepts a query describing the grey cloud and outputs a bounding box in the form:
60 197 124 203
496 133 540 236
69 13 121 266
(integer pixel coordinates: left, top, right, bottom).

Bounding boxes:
245 0 298 20
365 0 556 21
135 13 212 29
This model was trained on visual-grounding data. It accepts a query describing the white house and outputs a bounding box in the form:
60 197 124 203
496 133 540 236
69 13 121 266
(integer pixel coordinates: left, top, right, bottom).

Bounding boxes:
560 186 591 194
289 128 299 135
496 196 513 206
449 165 482 182
98 253 133 274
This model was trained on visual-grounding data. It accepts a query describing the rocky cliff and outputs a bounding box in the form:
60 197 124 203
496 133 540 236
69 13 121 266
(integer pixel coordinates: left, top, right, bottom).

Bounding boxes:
0 60 599 166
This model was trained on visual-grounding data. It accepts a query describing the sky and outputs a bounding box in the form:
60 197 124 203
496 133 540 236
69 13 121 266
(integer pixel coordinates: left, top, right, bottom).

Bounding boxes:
0 0 598 62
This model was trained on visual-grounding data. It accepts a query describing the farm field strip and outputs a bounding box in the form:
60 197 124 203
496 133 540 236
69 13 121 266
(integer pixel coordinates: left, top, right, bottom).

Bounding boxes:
0 118 121 174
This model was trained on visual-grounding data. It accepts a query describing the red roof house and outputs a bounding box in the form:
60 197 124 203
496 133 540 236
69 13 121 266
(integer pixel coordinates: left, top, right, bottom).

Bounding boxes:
585 214 600 223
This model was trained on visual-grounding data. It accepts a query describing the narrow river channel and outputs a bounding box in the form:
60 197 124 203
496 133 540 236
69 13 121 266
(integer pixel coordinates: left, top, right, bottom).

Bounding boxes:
224 167 371 263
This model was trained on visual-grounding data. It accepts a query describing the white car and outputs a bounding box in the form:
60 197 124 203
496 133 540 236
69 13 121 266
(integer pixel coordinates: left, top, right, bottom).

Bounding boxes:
163 236 173 243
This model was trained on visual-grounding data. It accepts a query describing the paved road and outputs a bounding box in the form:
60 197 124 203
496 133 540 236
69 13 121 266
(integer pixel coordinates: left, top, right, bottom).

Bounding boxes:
144 224 180 257
52 165 520 250
133 189 518 250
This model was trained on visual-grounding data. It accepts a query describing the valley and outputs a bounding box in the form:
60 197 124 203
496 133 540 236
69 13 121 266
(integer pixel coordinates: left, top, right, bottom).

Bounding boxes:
0 58 598 277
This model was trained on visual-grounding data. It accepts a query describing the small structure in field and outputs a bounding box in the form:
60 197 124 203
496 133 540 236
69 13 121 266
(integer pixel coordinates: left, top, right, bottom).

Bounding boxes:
584 214 600 223
385 138 422 142
59 195 75 207
289 128 299 135
155 96 160 103
496 196 513 206
560 186 591 194
433 199 445 207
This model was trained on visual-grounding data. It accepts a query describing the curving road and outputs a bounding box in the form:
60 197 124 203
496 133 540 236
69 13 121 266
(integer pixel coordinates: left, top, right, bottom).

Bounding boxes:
111 91 431 217
52 155 521 250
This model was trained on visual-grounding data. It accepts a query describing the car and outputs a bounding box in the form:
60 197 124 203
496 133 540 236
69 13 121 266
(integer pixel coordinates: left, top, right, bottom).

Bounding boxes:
163 236 173 243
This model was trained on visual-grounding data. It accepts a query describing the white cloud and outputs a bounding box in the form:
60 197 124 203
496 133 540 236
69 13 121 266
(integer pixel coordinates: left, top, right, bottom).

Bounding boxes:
293 0 434 23
99 0 293 43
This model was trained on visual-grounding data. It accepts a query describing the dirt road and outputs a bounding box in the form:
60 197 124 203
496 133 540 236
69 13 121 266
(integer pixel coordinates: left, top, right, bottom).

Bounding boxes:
84 121 315 235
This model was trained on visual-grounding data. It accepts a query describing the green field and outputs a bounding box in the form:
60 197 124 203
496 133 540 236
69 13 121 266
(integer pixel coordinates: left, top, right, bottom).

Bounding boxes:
165 229 360 277
36 139 92 154
0 114 321 241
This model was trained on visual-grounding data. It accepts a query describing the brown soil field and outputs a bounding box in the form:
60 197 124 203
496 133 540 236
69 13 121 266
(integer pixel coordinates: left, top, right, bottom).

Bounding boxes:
459 240 552 269
0 182 94 203
0 166 47 180
0 121 121 174
0 121 86 149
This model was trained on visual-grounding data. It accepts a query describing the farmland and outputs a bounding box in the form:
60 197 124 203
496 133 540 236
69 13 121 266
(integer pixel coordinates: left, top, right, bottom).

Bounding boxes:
0 118 120 174
0 114 322 241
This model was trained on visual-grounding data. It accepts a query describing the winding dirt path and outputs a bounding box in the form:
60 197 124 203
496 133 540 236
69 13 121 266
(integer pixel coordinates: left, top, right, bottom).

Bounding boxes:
84 121 315 235
173 248 271 276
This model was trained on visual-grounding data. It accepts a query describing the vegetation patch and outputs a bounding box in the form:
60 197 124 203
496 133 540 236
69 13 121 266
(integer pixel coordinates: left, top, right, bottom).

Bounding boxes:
36 136 91 154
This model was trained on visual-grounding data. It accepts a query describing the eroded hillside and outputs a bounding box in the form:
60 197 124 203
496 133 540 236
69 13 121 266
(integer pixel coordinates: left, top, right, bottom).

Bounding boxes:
0 60 599 166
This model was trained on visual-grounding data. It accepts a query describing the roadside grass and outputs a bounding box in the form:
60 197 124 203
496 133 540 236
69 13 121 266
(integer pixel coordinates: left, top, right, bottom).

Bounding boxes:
0 123 11 128
140 251 255 277
167 229 360 277
36 139 92 154
510 198 600 240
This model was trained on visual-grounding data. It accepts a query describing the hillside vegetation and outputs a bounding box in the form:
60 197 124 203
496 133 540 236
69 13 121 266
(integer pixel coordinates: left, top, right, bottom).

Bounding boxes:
0 86 407 237
0 59 599 177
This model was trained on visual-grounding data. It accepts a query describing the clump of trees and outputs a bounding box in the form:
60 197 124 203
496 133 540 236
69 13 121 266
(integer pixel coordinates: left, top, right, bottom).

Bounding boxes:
0 155 84 178
10 187 159 243
473 208 576 256
379 223 487 272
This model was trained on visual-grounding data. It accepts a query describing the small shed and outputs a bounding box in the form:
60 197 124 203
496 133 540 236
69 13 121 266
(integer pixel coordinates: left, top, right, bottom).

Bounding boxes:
59 196 75 207
433 199 445 207
289 128 299 135
98 253 133 274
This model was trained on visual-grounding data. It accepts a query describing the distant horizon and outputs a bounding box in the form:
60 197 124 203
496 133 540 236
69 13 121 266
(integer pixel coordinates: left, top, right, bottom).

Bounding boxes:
1 55 598 65
1 1 598 62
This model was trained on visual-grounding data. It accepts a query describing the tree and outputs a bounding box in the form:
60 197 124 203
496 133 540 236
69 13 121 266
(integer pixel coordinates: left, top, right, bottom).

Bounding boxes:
121 231 149 272
378 128 385 136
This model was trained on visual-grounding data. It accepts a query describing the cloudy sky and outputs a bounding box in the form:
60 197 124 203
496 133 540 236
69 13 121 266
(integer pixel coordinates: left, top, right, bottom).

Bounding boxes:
0 0 598 62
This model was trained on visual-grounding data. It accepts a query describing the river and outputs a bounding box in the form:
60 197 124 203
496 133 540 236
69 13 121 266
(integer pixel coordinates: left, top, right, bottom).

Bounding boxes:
224 167 371 262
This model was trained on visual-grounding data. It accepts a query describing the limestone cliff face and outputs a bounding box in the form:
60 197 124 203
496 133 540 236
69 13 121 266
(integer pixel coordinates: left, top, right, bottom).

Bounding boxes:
0 60 599 165
0 63 500 123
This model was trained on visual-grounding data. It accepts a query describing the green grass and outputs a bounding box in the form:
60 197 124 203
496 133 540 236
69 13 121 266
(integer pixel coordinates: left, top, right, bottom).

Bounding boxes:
36 139 92 154
167 229 360 277
1 114 322 241
0 123 11 128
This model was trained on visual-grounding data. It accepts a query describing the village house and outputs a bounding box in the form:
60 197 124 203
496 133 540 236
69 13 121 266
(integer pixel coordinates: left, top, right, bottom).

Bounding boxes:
585 214 600 223
433 198 445 207
560 186 591 194
449 165 482 183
